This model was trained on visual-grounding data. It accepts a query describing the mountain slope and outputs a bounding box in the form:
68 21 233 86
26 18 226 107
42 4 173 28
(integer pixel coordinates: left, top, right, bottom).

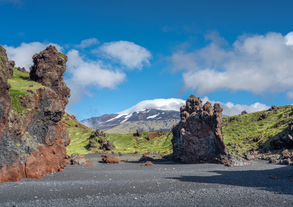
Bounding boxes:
81 108 180 132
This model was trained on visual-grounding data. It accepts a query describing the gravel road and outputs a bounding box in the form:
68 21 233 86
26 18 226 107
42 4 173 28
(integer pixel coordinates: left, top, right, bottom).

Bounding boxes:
0 156 292 207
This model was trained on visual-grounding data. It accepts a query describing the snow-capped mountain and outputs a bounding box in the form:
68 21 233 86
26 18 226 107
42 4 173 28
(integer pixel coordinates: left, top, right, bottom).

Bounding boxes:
80 108 180 132
80 98 184 132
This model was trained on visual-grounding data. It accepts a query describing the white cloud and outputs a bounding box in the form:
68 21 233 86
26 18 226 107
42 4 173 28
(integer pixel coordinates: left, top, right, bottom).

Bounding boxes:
99 40 152 69
169 32 293 98
76 38 99 48
66 49 126 105
201 96 270 116
285 32 293 46
4 42 63 71
117 97 270 116
118 98 186 114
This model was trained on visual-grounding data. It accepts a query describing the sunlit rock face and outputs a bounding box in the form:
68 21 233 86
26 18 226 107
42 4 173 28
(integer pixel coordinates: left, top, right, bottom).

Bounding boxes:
172 95 228 164
0 45 71 183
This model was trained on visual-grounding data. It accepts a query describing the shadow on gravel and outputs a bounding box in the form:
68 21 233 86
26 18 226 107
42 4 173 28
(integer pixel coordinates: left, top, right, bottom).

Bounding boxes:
168 166 293 195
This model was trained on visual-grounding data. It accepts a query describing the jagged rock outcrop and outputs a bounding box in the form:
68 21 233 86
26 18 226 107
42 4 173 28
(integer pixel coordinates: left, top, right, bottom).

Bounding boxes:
88 128 115 151
0 45 71 183
171 95 228 164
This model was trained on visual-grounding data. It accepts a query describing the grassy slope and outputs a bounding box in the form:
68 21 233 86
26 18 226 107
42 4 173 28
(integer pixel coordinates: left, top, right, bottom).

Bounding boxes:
64 105 293 156
222 105 293 155
8 68 44 113
63 113 94 155
63 113 173 155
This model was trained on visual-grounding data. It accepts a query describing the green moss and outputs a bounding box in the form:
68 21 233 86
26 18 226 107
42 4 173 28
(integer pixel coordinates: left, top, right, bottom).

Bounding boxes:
10 90 28 114
222 105 293 155
0 46 4 52
59 54 65 57
8 67 44 96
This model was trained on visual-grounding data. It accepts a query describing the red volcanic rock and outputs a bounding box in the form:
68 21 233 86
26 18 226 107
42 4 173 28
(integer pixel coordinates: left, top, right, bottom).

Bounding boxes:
0 45 71 183
102 154 120 164
269 176 278 180
141 161 154 166
171 95 228 164
71 155 93 166
281 149 290 158
142 153 149 158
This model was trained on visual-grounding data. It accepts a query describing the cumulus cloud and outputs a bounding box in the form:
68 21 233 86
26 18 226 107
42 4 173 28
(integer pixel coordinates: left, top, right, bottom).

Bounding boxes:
4 42 63 71
66 49 126 104
99 41 152 69
169 32 293 98
117 97 270 116
201 97 270 116
76 38 99 48
118 98 186 114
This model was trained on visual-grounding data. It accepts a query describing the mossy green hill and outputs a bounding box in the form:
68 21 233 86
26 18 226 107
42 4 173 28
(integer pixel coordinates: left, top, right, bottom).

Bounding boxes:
63 105 293 156
63 113 173 155
8 67 293 156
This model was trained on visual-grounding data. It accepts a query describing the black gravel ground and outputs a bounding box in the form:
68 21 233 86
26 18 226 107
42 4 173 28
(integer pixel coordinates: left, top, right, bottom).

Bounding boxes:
0 156 292 207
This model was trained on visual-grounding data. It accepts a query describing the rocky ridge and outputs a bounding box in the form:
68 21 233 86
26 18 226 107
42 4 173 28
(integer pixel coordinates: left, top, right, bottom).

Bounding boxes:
0 45 71 183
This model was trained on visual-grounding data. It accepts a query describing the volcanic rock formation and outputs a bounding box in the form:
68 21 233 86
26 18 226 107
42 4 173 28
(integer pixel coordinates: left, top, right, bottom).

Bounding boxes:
0 45 71 183
171 95 228 164
88 128 115 151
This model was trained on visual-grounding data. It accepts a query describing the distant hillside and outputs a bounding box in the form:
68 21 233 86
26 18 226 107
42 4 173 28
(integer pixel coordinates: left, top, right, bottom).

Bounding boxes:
222 105 293 155
63 113 173 155
81 108 180 132
67 104 293 156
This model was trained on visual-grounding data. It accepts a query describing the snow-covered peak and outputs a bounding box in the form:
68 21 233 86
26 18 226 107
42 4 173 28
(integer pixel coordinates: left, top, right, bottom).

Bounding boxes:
117 98 185 115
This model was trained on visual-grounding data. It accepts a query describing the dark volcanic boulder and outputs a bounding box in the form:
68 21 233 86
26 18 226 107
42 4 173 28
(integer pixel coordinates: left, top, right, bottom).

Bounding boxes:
0 45 12 135
30 45 70 106
171 95 228 164
0 45 71 183
270 121 293 150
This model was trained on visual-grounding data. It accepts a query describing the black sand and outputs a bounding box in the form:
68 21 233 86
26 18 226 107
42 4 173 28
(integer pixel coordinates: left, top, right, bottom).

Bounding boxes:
0 154 292 207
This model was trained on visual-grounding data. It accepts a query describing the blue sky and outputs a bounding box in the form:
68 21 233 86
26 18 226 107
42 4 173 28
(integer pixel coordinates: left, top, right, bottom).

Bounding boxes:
2 0 293 120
